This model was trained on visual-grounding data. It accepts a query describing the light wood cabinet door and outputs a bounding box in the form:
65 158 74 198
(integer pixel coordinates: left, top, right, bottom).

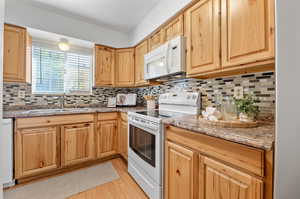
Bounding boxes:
221 0 275 68
165 141 198 199
3 24 27 82
200 157 263 199
115 48 135 87
15 127 60 179
149 29 165 51
97 120 118 158
185 0 221 76
95 46 115 86
164 15 184 42
135 40 148 86
119 120 128 160
61 123 95 167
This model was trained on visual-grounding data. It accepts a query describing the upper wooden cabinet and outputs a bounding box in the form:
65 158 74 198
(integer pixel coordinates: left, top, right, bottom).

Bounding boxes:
185 0 221 76
164 14 184 42
115 48 135 87
221 0 275 68
3 24 31 83
200 157 263 199
135 40 149 86
149 29 165 51
94 45 115 86
61 123 95 167
15 127 60 179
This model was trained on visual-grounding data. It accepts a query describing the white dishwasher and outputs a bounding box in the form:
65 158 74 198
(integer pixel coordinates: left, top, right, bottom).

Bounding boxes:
2 119 15 187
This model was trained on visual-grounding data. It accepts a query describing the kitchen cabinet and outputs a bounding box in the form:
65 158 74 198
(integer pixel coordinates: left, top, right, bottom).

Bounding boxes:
200 157 263 199
3 24 31 83
185 0 275 78
97 120 118 158
118 113 128 160
135 40 149 86
94 45 115 86
164 15 184 42
149 29 165 51
115 48 135 87
221 0 275 68
185 0 221 76
61 123 95 167
165 125 273 199
15 127 60 179
165 141 198 199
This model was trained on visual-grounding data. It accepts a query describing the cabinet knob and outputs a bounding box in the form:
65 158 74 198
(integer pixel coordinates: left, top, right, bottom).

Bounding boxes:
176 169 181 176
39 161 44 168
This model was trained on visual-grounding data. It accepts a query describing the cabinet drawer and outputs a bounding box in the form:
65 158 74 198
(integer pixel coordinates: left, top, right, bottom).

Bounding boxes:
120 112 128 122
98 112 118 121
166 126 265 177
16 114 94 129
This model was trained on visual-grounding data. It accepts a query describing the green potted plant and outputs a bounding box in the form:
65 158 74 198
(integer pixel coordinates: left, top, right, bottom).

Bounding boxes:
234 95 259 122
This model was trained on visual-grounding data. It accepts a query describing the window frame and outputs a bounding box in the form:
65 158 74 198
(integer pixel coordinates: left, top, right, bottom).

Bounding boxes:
31 41 93 95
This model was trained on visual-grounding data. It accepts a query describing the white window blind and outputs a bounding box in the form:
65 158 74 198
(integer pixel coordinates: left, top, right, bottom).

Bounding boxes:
32 46 92 94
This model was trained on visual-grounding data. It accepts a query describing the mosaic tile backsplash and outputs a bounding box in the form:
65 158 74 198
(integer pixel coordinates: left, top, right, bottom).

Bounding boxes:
3 84 137 109
3 71 275 117
136 72 276 118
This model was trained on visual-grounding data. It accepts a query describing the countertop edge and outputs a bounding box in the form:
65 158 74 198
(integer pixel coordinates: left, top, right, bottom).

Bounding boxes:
162 119 275 151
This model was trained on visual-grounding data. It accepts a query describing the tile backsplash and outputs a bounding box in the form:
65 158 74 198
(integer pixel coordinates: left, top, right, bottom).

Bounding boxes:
3 83 136 109
136 72 275 118
3 71 275 118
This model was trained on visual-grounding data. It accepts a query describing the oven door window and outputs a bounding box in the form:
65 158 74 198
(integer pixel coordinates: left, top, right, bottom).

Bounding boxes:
129 125 156 167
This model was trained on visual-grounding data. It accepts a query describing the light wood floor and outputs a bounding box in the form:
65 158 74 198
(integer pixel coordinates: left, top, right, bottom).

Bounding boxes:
67 158 149 199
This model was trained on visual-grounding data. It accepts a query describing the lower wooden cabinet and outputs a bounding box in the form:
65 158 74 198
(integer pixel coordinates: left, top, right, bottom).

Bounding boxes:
61 123 95 167
96 120 118 158
165 126 273 199
15 127 60 178
14 113 125 180
119 118 128 160
201 157 263 199
165 141 198 199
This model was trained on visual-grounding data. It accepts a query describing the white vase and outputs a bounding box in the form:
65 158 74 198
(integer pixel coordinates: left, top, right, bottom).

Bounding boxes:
239 113 253 122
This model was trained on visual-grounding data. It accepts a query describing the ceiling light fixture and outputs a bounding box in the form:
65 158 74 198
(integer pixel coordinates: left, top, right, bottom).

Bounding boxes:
58 38 70 51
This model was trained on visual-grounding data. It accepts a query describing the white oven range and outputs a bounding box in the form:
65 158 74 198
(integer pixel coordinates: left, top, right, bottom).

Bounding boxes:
128 92 201 199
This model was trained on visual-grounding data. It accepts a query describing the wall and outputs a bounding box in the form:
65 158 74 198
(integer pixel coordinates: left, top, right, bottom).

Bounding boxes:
275 0 300 198
0 0 4 197
5 0 130 48
129 0 192 45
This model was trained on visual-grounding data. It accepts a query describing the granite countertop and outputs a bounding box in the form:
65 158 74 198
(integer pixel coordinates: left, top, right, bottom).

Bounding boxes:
163 115 275 150
3 106 146 118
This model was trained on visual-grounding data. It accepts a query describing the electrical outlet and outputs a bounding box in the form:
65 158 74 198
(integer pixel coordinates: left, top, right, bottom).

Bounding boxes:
234 86 244 99
18 90 26 98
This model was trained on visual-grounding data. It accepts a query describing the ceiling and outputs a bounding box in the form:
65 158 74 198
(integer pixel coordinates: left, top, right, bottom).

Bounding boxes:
28 28 95 49
23 0 161 33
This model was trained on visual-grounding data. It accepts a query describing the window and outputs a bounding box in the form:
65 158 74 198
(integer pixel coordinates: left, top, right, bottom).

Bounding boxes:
32 45 92 94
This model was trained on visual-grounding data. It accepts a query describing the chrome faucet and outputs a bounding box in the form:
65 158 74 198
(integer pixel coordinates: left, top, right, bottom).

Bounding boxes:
59 95 65 109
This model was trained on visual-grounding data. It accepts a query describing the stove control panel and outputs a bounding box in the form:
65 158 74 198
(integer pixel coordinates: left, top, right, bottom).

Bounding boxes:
128 114 160 132
159 92 201 106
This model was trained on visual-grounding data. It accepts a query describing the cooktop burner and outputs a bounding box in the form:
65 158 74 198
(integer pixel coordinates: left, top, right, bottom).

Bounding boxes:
135 110 189 119
135 110 170 118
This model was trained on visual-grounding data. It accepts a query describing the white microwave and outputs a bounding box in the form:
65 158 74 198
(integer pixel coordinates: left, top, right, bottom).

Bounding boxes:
144 36 186 80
